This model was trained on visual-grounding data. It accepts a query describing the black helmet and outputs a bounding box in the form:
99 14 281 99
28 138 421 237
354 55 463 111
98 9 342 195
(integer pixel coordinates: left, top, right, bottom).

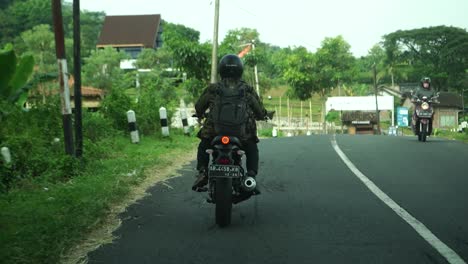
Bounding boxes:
218 54 243 79
420 77 431 89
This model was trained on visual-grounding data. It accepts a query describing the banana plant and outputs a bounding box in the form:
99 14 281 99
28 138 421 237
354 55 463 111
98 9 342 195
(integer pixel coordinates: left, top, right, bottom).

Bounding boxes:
0 44 35 108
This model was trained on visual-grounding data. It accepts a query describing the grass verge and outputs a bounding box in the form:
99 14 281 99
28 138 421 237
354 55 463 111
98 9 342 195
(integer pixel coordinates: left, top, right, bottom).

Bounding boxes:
434 129 468 143
0 131 198 264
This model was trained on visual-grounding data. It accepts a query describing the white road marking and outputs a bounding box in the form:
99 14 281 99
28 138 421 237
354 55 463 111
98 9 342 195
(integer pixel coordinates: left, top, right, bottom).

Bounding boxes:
331 136 466 264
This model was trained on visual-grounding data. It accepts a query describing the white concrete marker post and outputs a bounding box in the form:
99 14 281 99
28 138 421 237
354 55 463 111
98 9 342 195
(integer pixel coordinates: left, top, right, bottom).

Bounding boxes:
181 107 190 135
126 110 140 144
272 127 278 137
160 107 170 137
1 147 11 164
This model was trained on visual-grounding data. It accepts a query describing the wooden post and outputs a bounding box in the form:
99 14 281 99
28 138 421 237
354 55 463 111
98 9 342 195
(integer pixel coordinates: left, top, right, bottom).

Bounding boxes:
373 63 381 135
52 0 74 156
73 0 83 158
279 96 282 126
210 0 220 84
300 101 303 128
309 100 313 125
309 100 313 134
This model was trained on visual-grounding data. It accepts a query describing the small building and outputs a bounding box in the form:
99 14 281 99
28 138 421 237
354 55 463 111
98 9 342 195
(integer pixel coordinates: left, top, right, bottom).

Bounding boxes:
68 76 105 110
97 14 163 63
28 76 105 111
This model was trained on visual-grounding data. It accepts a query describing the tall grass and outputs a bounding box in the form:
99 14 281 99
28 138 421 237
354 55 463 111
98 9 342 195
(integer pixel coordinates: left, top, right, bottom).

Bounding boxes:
0 132 197 264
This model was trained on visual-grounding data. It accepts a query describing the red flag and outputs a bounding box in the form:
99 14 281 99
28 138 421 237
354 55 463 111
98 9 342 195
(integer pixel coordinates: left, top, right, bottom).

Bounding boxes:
238 44 252 58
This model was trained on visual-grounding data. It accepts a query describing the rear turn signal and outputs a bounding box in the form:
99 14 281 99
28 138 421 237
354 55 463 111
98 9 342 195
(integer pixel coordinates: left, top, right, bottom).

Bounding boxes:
221 136 230 145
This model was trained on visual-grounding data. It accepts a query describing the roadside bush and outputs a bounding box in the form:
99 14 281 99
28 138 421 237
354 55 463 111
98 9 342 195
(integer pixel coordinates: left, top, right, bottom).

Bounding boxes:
0 99 77 190
82 111 118 142
133 71 177 135
100 86 133 131
180 77 207 100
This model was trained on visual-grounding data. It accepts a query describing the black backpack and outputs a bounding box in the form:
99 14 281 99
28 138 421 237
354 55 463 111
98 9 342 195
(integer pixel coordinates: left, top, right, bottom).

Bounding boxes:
211 82 249 137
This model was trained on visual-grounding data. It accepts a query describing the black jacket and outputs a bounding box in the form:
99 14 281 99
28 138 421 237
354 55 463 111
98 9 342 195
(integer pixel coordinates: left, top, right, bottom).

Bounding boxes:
195 79 267 140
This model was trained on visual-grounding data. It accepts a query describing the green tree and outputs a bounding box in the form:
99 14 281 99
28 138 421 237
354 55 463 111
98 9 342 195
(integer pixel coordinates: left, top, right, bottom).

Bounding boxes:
82 47 129 90
78 10 106 57
0 0 52 45
219 28 260 55
19 24 56 73
383 26 468 91
315 36 355 95
355 44 388 86
281 46 317 100
0 44 34 114
134 70 177 134
162 20 200 46
135 47 172 70
170 42 211 81
161 21 210 81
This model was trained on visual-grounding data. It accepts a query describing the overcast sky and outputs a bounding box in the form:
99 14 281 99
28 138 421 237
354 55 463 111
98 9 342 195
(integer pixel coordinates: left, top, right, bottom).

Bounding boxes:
77 0 468 57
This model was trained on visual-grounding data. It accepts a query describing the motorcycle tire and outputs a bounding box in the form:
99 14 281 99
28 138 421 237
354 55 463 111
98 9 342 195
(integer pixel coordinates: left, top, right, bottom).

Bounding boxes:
215 178 232 227
421 123 427 142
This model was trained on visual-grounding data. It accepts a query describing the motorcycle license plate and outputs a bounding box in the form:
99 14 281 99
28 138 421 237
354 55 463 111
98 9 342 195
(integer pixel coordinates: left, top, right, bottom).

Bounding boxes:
208 165 241 178
418 113 432 118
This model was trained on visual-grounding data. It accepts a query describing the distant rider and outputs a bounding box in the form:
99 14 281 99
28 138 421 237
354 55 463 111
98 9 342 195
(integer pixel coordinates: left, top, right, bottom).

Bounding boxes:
411 77 437 135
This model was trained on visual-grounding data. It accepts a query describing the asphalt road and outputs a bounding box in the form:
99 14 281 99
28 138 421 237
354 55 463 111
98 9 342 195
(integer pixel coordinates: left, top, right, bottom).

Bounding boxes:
87 135 468 264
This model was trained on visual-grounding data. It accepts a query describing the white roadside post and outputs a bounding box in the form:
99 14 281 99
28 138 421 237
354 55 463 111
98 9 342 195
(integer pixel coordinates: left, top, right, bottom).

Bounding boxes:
126 110 140 144
160 107 170 137
272 127 278 137
1 147 11 164
181 108 190 135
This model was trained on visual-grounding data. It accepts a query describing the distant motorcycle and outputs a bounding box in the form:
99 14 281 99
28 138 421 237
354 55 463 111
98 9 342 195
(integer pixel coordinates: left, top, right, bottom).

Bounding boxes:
412 93 439 142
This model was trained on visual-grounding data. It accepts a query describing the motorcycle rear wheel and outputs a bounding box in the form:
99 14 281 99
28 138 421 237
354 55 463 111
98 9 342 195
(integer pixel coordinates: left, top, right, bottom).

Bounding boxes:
215 178 232 227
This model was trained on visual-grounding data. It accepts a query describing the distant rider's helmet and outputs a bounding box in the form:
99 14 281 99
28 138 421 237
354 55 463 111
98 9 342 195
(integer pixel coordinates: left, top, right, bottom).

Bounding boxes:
420 77 431 89
218 54 244 80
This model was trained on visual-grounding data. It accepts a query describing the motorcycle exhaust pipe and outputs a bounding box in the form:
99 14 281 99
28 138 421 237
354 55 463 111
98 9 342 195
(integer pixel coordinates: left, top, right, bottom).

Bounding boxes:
242 177 257 191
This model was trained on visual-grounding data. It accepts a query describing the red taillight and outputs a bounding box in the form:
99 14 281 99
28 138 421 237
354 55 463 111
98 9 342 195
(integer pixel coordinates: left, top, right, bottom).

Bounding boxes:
221 136 230 145
218 158 230 164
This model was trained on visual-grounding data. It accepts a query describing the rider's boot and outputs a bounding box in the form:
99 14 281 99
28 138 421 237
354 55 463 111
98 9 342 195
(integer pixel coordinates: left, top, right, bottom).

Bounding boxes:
192 168 208 192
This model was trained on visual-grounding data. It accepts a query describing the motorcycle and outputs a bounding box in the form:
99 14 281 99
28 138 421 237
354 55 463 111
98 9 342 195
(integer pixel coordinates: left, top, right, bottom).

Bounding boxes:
193 110 274 227
412 93 439 142
205 135 258 227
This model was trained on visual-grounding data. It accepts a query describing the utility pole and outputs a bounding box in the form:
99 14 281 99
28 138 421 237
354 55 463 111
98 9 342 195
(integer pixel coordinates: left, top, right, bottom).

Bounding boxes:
252 40 260 96
373 63 381 135
462 89 468 120
73 0 83 158
210 0 220 84
52 0 74 155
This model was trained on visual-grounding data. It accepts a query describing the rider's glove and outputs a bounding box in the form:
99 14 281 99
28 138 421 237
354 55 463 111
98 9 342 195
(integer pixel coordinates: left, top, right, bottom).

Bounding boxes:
266 110 275 120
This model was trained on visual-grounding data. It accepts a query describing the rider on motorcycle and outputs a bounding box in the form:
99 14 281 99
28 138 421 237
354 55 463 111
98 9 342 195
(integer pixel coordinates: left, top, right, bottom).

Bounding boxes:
411 77 437 135
192 54 273 191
